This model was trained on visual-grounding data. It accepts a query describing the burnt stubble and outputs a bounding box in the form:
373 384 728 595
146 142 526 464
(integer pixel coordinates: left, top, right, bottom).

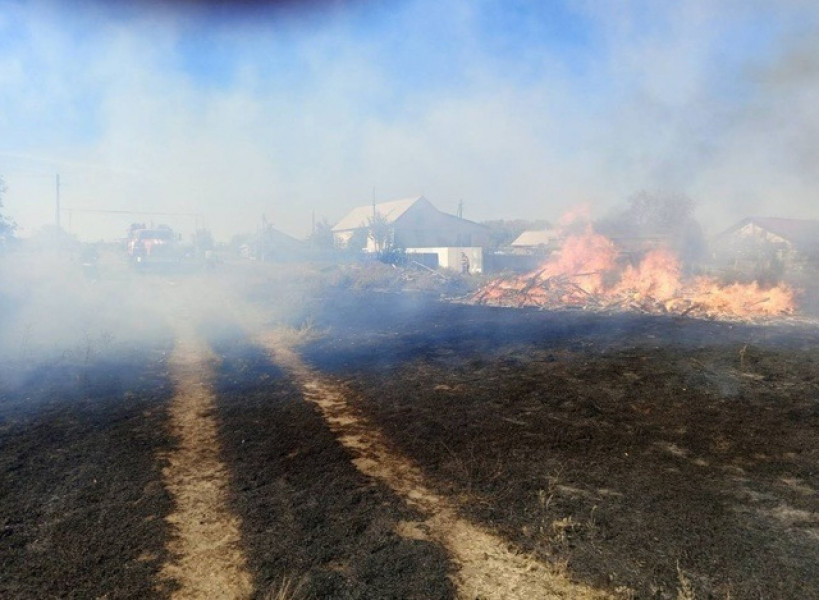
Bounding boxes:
302 291 819 599
0 349 177 599
1 266 816 599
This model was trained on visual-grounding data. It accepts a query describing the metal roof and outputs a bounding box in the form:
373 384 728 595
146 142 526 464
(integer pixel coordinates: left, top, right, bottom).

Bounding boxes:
511 229 558 247
332 196 427 232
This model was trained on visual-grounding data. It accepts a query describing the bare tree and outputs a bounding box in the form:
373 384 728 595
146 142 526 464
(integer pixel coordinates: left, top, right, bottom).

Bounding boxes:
597 189 706 262
626 190 696 231
367 211 392 253
307 218 335 251
480 218 552 249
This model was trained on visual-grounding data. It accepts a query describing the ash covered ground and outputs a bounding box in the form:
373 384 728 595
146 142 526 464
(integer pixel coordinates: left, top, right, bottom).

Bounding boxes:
1 256 817 599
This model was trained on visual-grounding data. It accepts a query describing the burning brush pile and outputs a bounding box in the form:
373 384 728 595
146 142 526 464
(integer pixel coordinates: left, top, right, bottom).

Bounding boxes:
469 227 797 320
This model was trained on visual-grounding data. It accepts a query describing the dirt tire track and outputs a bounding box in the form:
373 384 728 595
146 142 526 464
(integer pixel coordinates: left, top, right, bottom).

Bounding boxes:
160 333 253 599
260 335 613 600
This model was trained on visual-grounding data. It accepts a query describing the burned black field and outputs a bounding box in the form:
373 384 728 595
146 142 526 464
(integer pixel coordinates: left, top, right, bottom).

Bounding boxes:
1 274 818 599
0 349 177 598
207 333 454 598
300 293 819 599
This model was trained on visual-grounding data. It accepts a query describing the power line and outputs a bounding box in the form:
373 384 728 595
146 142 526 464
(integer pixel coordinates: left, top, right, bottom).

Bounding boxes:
62 208 204 236
62 208 203 218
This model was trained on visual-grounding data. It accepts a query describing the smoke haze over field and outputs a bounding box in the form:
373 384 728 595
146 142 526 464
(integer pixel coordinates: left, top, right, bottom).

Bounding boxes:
1 0 818 241
0 250 322 392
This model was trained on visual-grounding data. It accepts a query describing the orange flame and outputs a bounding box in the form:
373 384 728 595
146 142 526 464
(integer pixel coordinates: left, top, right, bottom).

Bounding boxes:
535 226 617 295
685 278 796 318
614 247 681 302
472 227 797 320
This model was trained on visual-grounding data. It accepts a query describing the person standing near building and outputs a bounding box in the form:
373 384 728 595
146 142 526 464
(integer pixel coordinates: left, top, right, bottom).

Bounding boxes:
460 252 470 274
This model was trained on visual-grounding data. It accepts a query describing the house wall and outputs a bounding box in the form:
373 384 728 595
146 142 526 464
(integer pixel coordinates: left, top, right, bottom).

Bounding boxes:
711 221 819 308
394 203 490 248
406 247 483 274
365 229 395 253
333 230 355 248
334 198 491 251
736 223 790 246
334 229 369 250
714 224 799 270
709 223 819 299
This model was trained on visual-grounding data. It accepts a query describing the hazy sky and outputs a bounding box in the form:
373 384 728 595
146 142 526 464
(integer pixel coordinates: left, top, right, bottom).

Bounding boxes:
1 0 817 241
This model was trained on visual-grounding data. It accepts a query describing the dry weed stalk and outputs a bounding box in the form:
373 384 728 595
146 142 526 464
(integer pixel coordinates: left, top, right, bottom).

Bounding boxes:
269 319 324 348
675 562 696 600
264 574 307 600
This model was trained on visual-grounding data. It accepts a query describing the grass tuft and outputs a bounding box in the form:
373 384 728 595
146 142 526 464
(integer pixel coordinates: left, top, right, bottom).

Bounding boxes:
263 574 307 600
676 562 696 600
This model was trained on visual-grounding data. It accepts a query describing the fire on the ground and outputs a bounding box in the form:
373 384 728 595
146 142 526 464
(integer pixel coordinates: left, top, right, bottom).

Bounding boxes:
470 226 796 320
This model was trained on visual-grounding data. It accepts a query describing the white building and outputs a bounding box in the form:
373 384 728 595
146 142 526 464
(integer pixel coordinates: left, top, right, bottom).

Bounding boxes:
332 196 490 252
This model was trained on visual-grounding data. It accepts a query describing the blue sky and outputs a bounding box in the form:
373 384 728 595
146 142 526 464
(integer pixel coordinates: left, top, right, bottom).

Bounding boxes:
1 0 817 241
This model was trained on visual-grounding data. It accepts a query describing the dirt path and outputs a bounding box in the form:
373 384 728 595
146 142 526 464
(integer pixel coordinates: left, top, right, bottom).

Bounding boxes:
260 334 613 600
159 330 253 599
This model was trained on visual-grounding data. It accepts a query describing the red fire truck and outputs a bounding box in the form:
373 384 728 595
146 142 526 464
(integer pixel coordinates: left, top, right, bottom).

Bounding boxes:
126 224 182 266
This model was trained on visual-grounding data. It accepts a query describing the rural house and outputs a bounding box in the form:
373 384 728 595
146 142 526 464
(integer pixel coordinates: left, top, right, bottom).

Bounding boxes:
332 196 491 252
242 224 305 261
713 217 819 273
510 229 561 253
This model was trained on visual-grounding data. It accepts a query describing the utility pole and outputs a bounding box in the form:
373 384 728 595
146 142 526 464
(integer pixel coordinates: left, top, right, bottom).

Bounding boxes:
457 199 463 219
55 173 61 229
